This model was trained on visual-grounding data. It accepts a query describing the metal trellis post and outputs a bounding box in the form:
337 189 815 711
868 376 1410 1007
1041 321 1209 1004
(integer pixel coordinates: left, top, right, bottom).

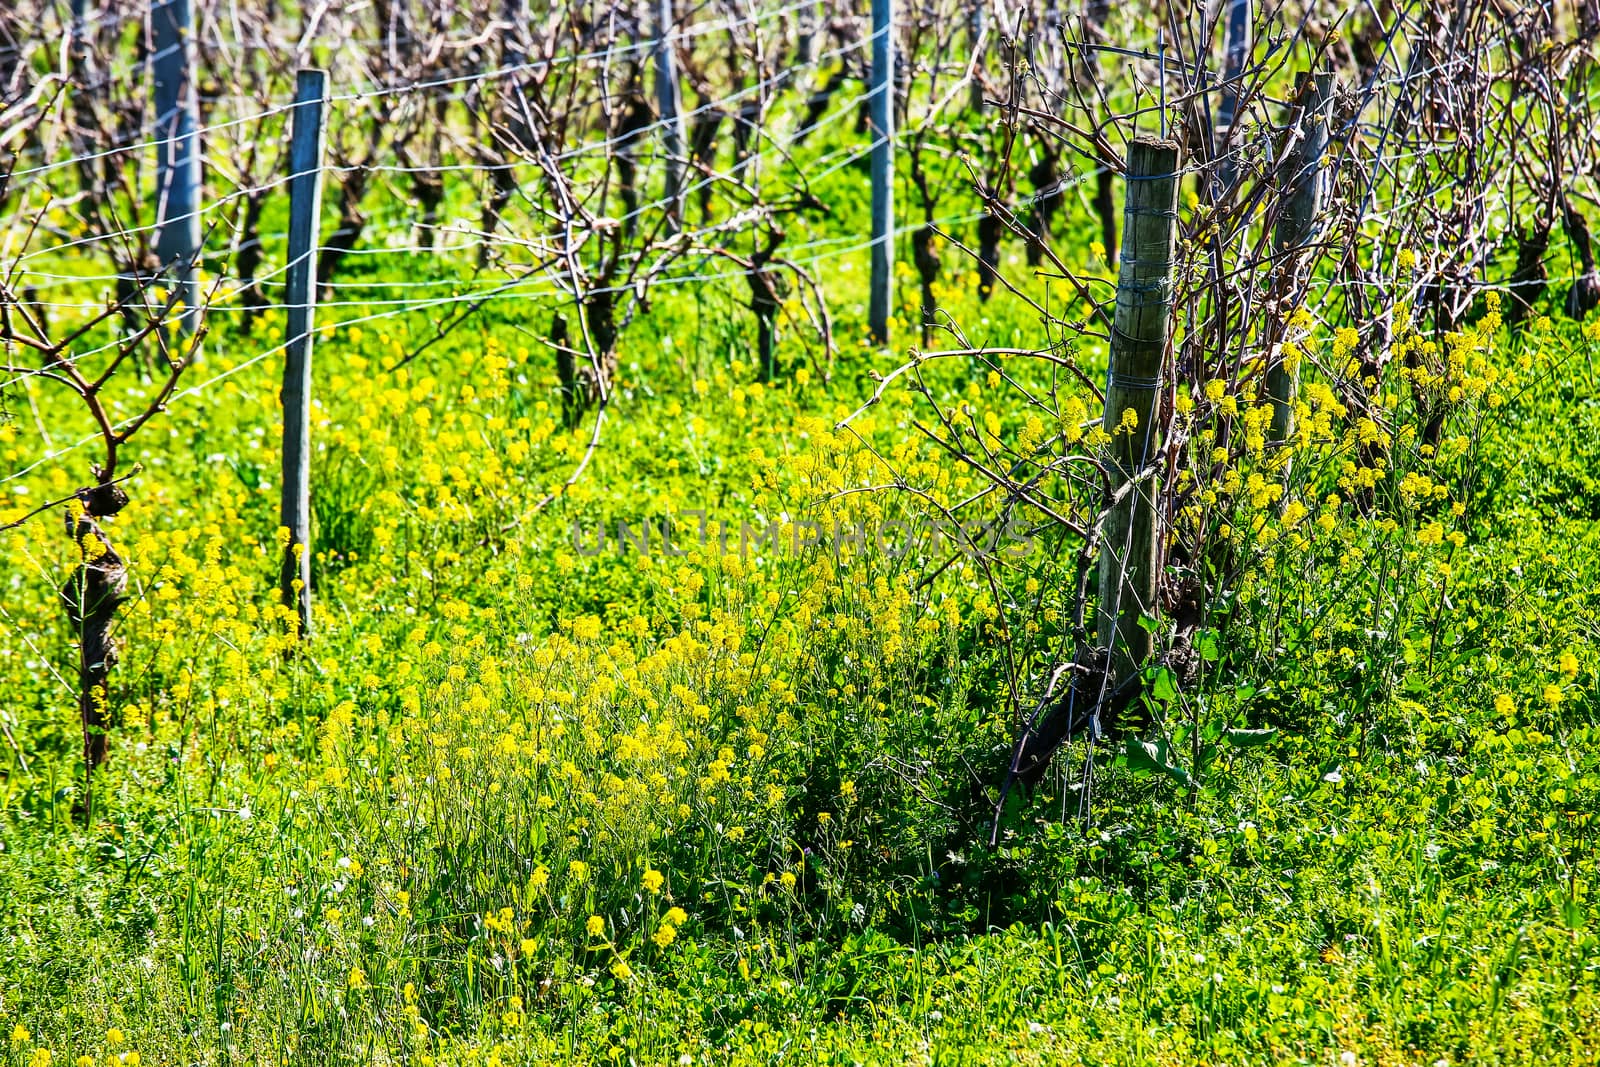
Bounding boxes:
279 69 328 640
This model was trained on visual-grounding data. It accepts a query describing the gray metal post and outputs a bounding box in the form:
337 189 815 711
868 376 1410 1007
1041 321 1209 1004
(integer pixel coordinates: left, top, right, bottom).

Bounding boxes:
1215 0 1250 193
655 0 685 231
151 0 201 334
869 0 895 344
280 69 327 639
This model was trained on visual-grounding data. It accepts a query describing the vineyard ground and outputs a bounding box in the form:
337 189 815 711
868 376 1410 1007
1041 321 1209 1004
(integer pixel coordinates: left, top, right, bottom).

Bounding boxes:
3 156 1600 1065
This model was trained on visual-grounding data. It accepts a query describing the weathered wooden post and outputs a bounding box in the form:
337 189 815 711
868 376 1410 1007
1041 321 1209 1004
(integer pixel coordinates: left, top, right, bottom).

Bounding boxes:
1267 70 1335 445
868 0 895 344
1097 137 1180 680
280 69 327 639
151 0 201 335
654 0 685 232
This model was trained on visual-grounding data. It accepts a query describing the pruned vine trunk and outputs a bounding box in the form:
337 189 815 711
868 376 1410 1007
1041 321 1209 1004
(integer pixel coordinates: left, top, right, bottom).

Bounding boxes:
59 480 129 787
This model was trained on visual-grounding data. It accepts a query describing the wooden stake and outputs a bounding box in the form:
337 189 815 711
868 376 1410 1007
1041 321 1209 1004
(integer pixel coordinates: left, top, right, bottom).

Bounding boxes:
1097 137 1180 680
280 69 327 639
1267 70 1335 445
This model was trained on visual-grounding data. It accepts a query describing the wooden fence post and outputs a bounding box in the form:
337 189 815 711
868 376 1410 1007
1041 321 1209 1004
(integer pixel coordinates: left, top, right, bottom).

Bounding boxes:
1097 137 1180 680
868 0 896 345
1267 70 1335 445
151 0 201 336
654 0 684 232
280 69 327 639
